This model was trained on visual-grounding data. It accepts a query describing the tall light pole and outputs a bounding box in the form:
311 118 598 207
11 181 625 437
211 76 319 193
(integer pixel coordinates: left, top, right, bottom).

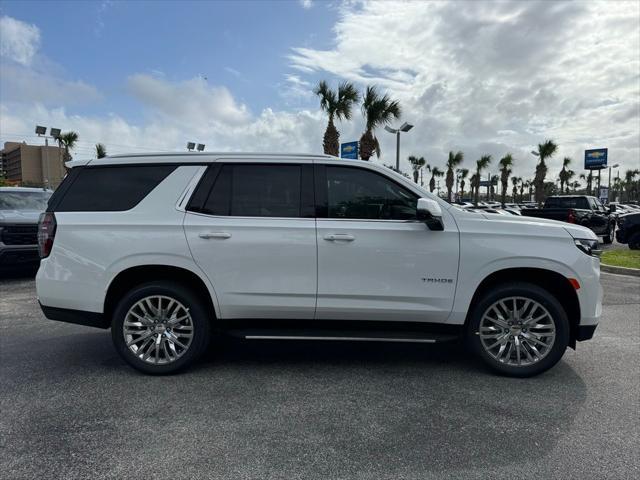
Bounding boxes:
608 163 619 203
384 122 413 171
35 125 61 189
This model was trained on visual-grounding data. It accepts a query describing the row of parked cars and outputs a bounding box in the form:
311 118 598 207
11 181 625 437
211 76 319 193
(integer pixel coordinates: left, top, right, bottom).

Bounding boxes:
455 196 640 249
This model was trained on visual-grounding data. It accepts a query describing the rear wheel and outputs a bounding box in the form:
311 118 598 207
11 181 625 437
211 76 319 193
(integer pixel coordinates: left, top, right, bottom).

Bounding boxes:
628 231 640 250
111 281 211 374
467 283 569 377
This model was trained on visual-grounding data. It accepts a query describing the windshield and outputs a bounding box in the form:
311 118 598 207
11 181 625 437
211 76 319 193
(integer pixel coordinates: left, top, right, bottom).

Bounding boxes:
0 191 51 210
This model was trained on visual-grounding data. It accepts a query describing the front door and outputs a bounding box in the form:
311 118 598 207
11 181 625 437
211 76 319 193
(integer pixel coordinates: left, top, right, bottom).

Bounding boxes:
315 164 459 323
184 162 317 319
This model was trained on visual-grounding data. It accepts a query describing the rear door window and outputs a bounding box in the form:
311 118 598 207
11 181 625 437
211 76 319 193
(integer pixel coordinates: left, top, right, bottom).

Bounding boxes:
191 163 314 218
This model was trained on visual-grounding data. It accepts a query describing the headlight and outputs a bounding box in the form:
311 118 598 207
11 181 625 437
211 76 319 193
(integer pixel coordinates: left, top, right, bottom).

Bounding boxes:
574 238 601 257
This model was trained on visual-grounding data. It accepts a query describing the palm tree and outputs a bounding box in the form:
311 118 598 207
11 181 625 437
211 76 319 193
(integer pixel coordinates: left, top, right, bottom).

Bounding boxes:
511 176 520 203
408 155 426 184
624 169 640 201
359 86 401 160
498 154 514 207
57 131 79 162
469 173 479 200
95 143 107 159
520 180 527 202
458 168 470 200
429 167 443 193
444 151 464 202
558 157 572 194
564 169 575 194
473 155 492 206
314 80 359 156
532 140 558 205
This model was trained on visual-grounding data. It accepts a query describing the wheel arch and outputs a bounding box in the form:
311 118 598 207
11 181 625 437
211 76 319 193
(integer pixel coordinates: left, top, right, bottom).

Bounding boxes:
104 265 219 325
464 267 581 349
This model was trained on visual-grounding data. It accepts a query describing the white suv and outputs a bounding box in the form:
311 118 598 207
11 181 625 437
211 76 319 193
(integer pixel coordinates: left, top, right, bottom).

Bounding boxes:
36 153 602 376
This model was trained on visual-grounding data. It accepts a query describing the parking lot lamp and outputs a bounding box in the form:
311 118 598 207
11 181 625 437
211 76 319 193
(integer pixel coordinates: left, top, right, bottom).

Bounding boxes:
385 122 413 171
608 163 619 203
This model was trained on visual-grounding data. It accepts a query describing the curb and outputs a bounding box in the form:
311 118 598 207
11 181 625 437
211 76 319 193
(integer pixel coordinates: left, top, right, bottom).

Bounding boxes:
601 264 640 277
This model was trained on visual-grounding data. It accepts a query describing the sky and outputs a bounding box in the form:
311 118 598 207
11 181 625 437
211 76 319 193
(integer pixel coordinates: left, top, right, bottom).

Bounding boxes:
1 0 639 182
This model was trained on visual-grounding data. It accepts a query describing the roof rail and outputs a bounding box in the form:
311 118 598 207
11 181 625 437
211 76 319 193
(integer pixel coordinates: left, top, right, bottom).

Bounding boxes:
107 152 334 159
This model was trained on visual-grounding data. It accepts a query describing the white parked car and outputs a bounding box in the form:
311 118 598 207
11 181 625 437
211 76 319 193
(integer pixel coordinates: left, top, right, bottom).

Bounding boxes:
36 153 602 376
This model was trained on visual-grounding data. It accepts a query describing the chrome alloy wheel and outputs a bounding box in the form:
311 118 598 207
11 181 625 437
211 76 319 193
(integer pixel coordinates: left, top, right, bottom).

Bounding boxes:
123 295 194 365
478 296 556 367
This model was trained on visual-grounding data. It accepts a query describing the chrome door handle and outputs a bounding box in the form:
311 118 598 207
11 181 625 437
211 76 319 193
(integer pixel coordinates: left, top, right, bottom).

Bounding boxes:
199 232 231 239
323 234 355 242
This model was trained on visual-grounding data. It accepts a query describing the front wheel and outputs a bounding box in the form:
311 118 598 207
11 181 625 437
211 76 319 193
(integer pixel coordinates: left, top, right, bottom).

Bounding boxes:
603 225 613 244
467 283 569 377
628 232 640 250
111 281 211 374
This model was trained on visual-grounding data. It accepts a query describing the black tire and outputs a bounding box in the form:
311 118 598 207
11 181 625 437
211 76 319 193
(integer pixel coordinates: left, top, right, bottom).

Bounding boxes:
629 231 640 250
111 281 211 374
602 225 613 244
466 282 569 378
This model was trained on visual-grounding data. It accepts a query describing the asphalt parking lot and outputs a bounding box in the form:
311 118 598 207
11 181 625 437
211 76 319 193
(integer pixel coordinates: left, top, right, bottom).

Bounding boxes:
1 273 639 480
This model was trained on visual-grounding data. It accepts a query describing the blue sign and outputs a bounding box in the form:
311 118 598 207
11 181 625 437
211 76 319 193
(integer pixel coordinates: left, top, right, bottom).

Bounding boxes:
585 148 608 170
341 141 359 159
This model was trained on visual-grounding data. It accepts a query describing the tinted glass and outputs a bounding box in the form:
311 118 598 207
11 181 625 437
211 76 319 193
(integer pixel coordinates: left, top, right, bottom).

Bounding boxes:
54 165 176 212
326 166 417 220
545 197 589 209
201 164 302 217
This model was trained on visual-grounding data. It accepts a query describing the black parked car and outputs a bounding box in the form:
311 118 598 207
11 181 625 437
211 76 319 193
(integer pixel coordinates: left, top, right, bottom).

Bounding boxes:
522 196 616 244
615 213 640 250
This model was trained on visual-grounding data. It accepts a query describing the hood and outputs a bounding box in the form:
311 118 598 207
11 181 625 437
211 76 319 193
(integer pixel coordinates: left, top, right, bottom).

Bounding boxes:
453 208 597 240
0 209 42 224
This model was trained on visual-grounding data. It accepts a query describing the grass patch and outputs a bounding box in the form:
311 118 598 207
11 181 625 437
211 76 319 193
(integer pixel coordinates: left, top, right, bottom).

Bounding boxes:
601 249 640 269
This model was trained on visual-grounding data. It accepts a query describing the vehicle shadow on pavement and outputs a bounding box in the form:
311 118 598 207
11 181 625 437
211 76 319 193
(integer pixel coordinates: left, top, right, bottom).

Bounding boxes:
2 330 588 479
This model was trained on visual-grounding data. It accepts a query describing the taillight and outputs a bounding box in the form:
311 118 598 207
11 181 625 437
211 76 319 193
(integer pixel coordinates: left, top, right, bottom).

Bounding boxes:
567 209 576 224
38 212 57 258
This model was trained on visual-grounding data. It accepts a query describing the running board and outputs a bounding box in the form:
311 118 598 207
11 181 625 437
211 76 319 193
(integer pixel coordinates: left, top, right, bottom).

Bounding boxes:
244 335 440 344
227 328 459 344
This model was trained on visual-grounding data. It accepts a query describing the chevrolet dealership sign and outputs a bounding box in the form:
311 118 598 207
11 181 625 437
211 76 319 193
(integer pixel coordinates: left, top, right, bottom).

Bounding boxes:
584 148 608 170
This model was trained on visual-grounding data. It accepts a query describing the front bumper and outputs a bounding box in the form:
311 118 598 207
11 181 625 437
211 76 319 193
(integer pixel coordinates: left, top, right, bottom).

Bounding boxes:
0 245 40 267
576 324 597 342
615 229 627 244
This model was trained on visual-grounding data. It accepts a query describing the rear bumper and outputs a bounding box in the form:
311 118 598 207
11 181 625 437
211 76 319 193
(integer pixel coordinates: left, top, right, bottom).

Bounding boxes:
39 303 110 329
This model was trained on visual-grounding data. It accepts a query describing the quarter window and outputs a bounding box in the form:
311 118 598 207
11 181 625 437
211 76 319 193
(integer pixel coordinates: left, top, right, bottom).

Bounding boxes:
325 166 418 220
53 165 177 212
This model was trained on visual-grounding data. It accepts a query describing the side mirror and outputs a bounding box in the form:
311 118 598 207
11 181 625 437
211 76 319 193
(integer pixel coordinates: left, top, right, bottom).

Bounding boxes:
417 198 444 231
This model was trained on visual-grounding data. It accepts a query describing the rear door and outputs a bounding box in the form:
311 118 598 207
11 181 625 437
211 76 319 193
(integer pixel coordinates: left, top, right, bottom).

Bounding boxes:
314 164 459 323
184 162 317 319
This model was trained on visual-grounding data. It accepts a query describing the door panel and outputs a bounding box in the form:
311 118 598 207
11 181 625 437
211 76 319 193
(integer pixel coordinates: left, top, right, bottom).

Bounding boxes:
315 164 459 323
185 214 317 319
183 162 317 319
316 219 458 322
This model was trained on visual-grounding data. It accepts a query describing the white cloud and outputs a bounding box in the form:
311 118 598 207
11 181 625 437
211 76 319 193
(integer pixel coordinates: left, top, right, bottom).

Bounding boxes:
299 0 314 10
0 15 40 66
289 0 640 179
127 74 252 128
0 63 102 106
